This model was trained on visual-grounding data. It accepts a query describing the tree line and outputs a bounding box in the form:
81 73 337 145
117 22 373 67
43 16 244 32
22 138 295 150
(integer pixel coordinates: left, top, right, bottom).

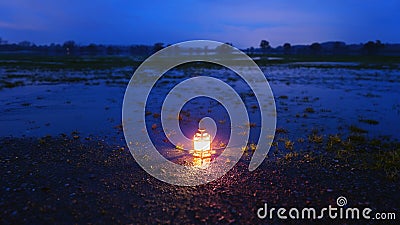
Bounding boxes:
253 39 397 56
0 37 399 56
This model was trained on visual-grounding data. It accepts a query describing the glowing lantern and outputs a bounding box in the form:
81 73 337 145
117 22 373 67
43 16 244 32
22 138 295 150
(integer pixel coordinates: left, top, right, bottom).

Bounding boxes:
193 128 212 164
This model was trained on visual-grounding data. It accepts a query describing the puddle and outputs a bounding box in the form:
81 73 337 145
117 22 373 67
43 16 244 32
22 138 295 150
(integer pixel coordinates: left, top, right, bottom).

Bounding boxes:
1 64 399 146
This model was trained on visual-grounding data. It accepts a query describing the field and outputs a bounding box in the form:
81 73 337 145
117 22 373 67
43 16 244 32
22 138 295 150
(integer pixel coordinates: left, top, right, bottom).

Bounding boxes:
1 54 399 224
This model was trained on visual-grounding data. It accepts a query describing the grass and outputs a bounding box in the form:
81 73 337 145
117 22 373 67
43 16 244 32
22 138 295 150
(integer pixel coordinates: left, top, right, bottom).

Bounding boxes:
275 128 288 134
274 130 400 180
0 54 141 70
2 80 25 88
278 95 288 99
349 125 368 133
327 134 342 151
283 152 299 160
247 123 257 128
251 54 400 69
308 132 324 144
21 102 31 107
304 107 315 113
374 149 400 180
284 140 294 150
1 53 399 72
359 119 379 125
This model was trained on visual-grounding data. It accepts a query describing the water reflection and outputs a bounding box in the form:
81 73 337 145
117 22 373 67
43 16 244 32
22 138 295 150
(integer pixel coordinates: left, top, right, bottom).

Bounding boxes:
193 157 211 167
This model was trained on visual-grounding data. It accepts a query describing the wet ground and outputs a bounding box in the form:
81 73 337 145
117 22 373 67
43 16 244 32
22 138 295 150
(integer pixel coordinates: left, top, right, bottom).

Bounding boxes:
1 63 399 141
0 136 398 224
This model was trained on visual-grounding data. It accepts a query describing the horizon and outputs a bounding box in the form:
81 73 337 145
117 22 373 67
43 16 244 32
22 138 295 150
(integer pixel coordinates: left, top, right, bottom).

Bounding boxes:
1 0 399 48
1 38 400 49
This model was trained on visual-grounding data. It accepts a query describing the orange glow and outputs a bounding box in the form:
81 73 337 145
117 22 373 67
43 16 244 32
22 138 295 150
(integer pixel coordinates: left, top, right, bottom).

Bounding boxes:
192 128 213 166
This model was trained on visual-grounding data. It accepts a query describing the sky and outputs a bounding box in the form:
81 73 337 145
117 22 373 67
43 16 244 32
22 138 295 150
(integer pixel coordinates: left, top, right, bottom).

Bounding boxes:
0 0 399 48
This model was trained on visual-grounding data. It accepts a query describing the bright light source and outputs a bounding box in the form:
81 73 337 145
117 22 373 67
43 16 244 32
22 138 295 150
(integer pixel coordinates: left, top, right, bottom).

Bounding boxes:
193 128 212 165
194 128 211 151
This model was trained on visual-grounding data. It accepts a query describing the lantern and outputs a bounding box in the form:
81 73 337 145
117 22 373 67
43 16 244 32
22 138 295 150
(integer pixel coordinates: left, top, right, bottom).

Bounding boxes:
192 128 212 166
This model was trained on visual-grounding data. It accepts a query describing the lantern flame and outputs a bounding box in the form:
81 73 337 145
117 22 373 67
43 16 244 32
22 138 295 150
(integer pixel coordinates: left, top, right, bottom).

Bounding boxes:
192 128 212 166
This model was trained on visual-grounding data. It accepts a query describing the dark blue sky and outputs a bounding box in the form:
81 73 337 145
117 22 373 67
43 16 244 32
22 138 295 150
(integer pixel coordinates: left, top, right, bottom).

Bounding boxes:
1 0 399 48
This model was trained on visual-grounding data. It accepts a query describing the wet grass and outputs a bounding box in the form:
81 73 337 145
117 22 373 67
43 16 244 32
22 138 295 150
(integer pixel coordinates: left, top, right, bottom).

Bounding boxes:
278 95 288 99
252 54 400 69
276 130 400 180
349 125 368 133
1 80 25 89
304 107 315 113
308 132 324 144
359 119 379 125
0 54 141 70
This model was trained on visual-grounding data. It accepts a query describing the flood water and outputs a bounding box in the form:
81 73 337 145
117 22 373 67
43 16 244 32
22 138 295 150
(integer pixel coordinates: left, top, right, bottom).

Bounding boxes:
1 63 399 150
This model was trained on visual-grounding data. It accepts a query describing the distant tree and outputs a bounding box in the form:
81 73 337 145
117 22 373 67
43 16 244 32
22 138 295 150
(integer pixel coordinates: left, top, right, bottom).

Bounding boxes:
260 40 270 54
87 43 98 55
63 40 76 55
153 42 164 53
375 40 384 53
215 43 232 54
106 46 115 55
283 43 291 55
333 41 346 55
18 41 32 47
63 40 76 49
375 40 383 47
363 40 384 55
363 41 375 55
309 42 321 55
248 46 255 55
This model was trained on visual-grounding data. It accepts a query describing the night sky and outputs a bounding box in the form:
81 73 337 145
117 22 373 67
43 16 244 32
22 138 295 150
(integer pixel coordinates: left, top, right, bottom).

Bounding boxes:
0 0 399 48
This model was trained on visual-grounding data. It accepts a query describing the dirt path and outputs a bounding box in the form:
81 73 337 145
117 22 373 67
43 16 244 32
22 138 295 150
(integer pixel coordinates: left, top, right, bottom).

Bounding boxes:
0 137 398 224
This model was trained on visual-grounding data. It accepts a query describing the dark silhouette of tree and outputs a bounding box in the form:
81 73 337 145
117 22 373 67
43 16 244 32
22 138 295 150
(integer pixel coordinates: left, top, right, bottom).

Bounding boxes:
18 41 32 47
363 41 376 55
333 41 346 55
248 46 255 55
375 40 384 53
106 46 115 55
86 43 98 55
363 40 384 55
260 40 270 54
63 40 76 55
63 40 75 49
215 43 232 54
283 43 291 55
153 42 164 53
309 42 321 55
